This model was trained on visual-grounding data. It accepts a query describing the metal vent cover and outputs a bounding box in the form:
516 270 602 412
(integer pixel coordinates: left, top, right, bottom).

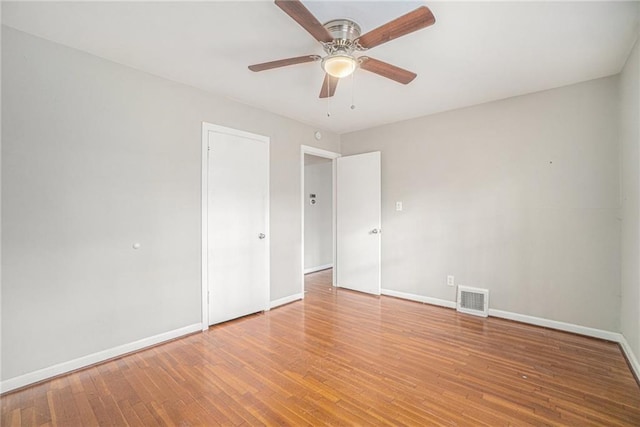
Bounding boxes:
457 286 489 317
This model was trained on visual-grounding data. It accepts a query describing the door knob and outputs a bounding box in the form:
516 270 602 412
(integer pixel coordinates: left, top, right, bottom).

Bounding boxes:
258 233 266 239
370 228 381 234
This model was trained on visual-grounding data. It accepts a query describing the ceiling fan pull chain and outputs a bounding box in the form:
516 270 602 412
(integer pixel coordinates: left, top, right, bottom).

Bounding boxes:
327 83 331 117
350 71 356 110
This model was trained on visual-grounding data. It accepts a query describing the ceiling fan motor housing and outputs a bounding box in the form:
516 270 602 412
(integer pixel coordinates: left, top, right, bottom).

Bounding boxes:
322 19 362 55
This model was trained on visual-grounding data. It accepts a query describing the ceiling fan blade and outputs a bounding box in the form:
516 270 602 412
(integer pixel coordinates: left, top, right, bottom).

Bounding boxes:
248 55 320 72
356 6 435 50
275 0 333 43
319 74 339 98
359 57 417 84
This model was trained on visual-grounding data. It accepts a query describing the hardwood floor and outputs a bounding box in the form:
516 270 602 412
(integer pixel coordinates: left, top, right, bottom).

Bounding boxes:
2 268 640 426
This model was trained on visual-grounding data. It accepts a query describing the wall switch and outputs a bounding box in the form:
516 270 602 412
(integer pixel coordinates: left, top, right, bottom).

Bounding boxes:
447 275 455 287
395 201 403 211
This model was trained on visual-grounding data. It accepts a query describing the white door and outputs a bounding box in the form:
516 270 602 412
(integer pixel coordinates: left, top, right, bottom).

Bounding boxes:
206 124 269 325
336 151 381 295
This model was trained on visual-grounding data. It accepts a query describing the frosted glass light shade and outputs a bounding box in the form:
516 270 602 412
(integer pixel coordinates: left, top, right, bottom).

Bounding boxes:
322 54 357 78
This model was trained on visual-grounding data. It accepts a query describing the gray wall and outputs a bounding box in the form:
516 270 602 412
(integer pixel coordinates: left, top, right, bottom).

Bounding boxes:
620 37 640 359
342 76 621 331
304 158 333 270
1 27 339 381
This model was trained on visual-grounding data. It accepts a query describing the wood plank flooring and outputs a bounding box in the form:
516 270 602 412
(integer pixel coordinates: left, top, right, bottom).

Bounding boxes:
2 268 640 426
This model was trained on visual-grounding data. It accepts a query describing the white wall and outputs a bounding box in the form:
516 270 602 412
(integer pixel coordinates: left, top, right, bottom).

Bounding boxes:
620 37 640 362
342 77 621 332
1 27 339 384
304 158 333 271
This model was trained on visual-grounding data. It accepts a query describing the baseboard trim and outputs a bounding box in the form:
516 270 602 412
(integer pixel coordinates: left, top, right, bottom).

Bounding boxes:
617 334 640 382
487 309 620 341
0 323 202 394
270 293 303 309
304 264 333 274
381 289 456 309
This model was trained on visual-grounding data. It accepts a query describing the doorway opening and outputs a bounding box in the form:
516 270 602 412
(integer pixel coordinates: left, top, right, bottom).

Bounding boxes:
301 146 340 296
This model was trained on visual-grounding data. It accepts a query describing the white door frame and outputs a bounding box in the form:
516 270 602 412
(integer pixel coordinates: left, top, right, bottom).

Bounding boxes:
301 145 341 295
202 122 270 330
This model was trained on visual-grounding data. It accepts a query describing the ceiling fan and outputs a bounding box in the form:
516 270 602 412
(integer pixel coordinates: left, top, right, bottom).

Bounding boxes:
248 0 436 99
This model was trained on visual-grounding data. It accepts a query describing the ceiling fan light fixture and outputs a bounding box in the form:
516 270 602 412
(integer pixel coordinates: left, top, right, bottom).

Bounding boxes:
322 54 357 78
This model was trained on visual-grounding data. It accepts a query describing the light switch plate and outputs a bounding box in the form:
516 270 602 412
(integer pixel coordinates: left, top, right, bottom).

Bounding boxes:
396 201 403 211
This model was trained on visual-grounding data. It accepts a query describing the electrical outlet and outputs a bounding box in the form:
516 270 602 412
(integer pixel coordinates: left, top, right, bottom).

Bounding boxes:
395 201 403 211
447 275 455 287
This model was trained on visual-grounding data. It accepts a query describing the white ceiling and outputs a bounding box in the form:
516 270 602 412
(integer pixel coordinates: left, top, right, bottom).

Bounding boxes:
2 1 638 134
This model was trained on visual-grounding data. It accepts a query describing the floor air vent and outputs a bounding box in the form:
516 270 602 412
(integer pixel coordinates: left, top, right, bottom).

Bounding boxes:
457 286 489 317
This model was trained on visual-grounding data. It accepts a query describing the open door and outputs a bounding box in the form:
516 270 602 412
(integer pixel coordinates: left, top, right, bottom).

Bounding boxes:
336 151 381 295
